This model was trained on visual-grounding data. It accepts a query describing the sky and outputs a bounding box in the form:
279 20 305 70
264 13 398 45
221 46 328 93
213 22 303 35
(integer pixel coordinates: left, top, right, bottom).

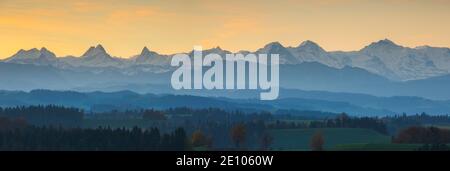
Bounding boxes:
1 0 450 59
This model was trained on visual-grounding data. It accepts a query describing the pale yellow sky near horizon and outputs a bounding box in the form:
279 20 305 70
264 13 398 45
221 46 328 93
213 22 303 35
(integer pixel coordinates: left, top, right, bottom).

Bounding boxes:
1 0 450 59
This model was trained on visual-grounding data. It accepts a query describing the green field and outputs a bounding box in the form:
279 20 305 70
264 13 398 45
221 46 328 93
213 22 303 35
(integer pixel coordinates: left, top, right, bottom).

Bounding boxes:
333 143 422 151
269 128 391 151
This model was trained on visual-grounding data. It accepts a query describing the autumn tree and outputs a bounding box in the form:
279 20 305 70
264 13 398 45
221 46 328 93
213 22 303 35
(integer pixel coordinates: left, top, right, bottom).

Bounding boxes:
310 131 325 151
230 123 246 149
191 130 208 147
260 131 274 151
394 126 450 144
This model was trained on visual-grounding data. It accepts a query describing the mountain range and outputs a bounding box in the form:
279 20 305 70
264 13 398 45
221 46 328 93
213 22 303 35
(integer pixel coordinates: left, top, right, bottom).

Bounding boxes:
2 39 450 112
3 39 450 81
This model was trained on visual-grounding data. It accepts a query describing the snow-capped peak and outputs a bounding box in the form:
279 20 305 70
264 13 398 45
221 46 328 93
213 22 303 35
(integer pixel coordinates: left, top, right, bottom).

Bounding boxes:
63 44 125 67
8 47 56 60
288 40 343 68
263 41 284 50
136 46 158 59
17 48 39 56
297 40 325 52
141 46 151 56
132 46 170 66
415 45 432 50
3 47 57 65
39 47 56 59
379 38 395 44
362 39 402 51
204 46 229 54
257 41 299 64
40 47 49 52
82 44 108 58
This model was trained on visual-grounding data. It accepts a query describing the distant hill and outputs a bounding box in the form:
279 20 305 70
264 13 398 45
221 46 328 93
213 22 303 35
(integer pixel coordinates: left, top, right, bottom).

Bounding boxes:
4 60 450 100
1 89 450 116
0 89 392 116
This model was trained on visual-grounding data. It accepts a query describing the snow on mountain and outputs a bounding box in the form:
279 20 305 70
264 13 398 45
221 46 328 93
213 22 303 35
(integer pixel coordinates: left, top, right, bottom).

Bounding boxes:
186 46 234 67
358 39 446 80
188 46 232 58
415 46 450 72
4 47 58 65
204 46 232 56
62 44 123 68
281 39 450 81
288 40 345 68
3 39 450 81
333 51 401 80
131 47 171 66
251 39 448 81
256 42 298 64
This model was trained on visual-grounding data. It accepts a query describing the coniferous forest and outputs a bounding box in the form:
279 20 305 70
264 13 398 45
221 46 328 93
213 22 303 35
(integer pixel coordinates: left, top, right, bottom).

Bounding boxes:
1 105 450 151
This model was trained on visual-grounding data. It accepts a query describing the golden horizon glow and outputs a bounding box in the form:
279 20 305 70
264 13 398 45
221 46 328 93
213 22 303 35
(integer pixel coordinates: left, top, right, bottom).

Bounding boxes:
1 0 450 59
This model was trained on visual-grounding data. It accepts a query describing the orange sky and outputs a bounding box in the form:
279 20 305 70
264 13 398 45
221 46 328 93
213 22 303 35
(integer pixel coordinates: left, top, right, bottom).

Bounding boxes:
1 0 450 58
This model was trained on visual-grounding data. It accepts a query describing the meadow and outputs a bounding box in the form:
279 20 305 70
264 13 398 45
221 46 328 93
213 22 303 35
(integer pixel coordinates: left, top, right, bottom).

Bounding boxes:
269 128 391 151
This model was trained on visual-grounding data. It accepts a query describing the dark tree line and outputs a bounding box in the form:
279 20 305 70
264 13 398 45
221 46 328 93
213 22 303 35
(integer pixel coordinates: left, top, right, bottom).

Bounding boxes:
269 113 388 134
0 105 83 127
64 107 275 150
394 126 450 144
384 113 450 125
89 107 273 123
165 107 273 124
373 113 450 135
142 109 167 121
0 116 188 151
